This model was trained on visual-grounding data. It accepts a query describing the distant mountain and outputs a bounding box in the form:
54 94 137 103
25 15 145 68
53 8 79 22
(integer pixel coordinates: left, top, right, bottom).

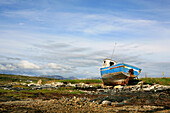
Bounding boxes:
89 77 101 79
65 76 78 80
39 75 65 80
39 75 78 80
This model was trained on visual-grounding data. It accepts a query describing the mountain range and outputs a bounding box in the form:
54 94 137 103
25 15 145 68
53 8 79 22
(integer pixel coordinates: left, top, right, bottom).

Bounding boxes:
38 75 78 80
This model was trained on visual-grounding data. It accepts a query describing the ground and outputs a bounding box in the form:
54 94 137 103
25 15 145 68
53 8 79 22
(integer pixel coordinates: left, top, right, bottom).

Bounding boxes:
0 90 169 113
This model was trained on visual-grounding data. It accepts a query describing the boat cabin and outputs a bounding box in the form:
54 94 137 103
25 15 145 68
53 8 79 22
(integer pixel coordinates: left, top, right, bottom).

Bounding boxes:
102 58 117 68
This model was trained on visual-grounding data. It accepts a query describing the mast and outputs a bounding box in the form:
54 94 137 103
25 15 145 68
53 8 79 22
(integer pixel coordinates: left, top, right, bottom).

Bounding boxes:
111 43 117 60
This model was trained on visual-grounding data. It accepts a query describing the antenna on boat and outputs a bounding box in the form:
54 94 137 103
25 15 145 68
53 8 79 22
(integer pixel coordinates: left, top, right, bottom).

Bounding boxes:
111 43 117 60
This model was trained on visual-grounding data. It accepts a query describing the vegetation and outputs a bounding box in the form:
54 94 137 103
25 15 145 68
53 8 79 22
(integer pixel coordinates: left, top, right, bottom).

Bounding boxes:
0 89 13 93
46 79 102 84
140 77 170 85
0 74 55 85
0 74 94 100
0 88 85 100
19 88 85 94
0 74 102 85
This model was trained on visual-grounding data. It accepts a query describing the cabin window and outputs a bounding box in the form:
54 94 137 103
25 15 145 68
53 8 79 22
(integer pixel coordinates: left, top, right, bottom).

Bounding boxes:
110 62 114 66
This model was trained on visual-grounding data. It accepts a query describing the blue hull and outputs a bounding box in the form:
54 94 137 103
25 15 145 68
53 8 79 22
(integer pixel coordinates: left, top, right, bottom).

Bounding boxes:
100 63 141 86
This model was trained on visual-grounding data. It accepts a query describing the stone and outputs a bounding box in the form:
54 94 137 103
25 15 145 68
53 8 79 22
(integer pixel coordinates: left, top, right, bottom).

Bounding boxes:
101 100 111 105
37 79 42 85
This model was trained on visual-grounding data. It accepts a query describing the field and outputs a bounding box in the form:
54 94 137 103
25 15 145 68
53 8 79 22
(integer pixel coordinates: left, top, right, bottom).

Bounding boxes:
140 77 170 85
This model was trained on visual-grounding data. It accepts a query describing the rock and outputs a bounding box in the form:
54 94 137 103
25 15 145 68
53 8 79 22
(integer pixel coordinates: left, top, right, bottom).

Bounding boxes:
114 85 123 89
101 100 111 105
65 98 69 101
73 96 76 99
66 83 76 87
37 79 42 85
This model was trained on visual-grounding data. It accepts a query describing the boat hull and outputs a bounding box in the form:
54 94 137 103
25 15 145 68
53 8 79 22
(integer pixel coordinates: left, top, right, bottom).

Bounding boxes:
100 63 141 86
102 72 129 86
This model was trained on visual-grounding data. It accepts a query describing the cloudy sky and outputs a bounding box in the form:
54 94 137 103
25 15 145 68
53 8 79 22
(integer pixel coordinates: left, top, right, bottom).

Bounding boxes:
0 0 170 78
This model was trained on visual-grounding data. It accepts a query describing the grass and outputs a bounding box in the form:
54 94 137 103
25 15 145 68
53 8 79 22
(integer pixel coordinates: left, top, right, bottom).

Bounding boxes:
139 77 170 85
0 88 86 100
19 88 85 94
6 93 34 99
0 89 14 93
19 89 57 93
0 74 102 85
0 74 55 85
12 85 30 89
45 79 102 84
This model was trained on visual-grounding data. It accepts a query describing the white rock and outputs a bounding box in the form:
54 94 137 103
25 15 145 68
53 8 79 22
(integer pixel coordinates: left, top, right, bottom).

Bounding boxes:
102 100 111 105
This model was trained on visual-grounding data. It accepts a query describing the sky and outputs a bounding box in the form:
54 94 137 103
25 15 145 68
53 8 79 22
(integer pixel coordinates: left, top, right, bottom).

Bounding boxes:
0 0 170 78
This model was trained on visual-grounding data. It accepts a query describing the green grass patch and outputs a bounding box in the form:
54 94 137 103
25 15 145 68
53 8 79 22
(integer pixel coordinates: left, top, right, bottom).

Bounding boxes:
6 93 34 99
55 89 85 94
93 84 102 87
57 87 74 90
66 90 86 94
19 89 85 95
12 85 30 89
0 74 55 85
19 89 57 93
140 78 170 85
0 89 86 100
0 89 14 93
47 79 102 84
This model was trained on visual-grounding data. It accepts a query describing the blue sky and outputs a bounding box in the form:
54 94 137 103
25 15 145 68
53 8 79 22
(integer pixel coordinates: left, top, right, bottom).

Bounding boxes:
0 0 170 78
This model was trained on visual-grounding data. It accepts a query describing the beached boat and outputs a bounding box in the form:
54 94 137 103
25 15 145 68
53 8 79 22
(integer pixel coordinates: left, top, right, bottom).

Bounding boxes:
100 58 141 86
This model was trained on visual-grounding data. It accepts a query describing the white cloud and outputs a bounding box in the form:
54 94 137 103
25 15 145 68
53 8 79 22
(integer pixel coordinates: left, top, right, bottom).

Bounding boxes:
48 63 63 69
0 64 8 70
0 64 16 70
17 60 40 69
48 63 74 71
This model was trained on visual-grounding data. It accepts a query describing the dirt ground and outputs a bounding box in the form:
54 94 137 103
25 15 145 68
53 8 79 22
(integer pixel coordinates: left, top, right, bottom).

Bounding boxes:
0 90 170 113
0 98 169 113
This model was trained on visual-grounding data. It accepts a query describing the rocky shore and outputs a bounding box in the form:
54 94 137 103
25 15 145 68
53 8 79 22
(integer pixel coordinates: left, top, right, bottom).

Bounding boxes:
0 80 170 112
0 89 169 113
